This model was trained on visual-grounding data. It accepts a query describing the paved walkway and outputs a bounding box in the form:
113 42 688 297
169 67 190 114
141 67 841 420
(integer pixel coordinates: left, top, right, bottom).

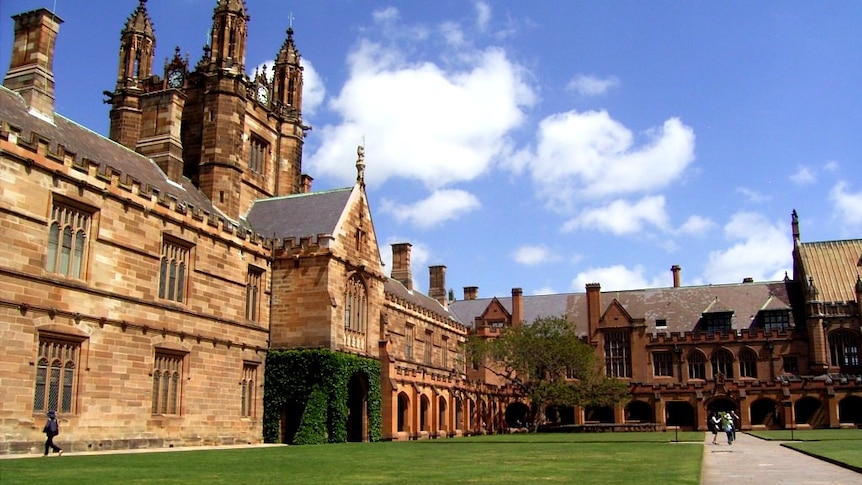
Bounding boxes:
700 432 861 485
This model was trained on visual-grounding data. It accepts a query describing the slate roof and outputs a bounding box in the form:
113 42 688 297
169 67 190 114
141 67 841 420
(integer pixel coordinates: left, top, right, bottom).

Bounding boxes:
449 280 796 336
0 86 218 216
244 188 353 240
796 239 862 303
384 278 459 326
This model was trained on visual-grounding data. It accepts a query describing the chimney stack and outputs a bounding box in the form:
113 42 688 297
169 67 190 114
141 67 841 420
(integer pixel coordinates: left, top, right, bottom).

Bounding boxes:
671 265 681 288
512 288 523 326
463 286 478 301
586 283 601 342
4 9 63 122
391 243 412 290
429 265 447 309
300 174 313 193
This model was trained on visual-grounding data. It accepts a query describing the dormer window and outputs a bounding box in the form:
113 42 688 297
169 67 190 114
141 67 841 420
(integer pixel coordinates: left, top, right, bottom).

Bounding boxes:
703 312 732 336
762 310 790 333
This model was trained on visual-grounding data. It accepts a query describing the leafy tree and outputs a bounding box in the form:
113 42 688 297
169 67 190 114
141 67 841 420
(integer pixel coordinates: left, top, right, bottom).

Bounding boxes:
467 315 629 428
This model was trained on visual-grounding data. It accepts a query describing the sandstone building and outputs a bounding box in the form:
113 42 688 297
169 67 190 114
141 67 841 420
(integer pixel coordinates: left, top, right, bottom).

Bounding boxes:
0 1 859 455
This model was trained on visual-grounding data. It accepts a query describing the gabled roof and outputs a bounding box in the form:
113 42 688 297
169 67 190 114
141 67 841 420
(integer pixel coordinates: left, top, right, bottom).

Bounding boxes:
703 297 733 315
0 86 218 215
244 187 353 239
449 280 795 336
796 239 862 303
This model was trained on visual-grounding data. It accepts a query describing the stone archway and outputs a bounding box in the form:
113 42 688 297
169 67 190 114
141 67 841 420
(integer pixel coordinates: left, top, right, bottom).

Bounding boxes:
585 405 614 423
346 372 368 442
666 401 695 428
420 395 431 432
795 397 824 427
839 396 862 425
750 398 780 427
625 400 653 423
397 392 410 433
505 402 530 428
706 396 737 413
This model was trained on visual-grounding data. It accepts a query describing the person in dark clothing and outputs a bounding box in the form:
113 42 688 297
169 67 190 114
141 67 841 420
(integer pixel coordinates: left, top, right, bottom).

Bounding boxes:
42 410 63 456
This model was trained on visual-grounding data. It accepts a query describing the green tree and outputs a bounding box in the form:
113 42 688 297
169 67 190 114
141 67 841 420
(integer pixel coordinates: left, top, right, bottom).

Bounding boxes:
468 315 629 428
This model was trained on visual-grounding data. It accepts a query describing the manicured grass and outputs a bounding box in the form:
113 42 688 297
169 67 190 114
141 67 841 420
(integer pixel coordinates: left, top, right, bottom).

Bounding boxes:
0 432 705 485
747 429 862 472
748 429 862 441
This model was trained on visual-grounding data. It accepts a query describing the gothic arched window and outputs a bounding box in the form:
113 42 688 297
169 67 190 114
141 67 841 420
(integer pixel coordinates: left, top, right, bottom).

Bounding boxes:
343 275 368 350
711 348 734 379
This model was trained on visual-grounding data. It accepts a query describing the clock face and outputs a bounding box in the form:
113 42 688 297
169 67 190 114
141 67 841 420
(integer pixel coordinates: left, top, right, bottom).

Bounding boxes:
257 85 268 103
167 69 183 88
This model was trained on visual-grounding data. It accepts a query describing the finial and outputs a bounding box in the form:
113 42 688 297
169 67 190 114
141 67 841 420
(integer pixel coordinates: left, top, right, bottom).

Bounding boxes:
356 144 366 184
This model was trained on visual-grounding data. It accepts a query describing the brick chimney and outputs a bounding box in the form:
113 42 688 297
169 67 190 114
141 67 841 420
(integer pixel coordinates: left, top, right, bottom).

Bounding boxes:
391 243 412 290
511 288 524 326
429 265 447 309
463 286 478 301
671 265 681 288
300 174 313 193
4 9 63 122
586 283 601 342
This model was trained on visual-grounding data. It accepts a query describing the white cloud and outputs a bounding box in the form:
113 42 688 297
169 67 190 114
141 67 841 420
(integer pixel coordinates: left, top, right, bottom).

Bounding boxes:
372 7 399 23
511 111 695 210
824 160 839 172
570 264 665 292
676 215 715 236
531 286 557 296
830 182 862 228
789 165 816 185
561 196 669 235
475 1 491 32
512 244 558 266
381 189 481 229
702 212 792 284
566 74 619 96
300 59 325 116
307 39 534 190
735 187 769 204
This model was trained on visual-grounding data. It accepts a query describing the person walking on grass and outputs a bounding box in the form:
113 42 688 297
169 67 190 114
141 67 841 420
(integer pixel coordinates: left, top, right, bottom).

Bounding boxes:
42 410 63 456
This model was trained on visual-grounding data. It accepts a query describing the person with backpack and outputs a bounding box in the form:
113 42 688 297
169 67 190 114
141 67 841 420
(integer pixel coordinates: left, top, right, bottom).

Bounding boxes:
42 410 63 456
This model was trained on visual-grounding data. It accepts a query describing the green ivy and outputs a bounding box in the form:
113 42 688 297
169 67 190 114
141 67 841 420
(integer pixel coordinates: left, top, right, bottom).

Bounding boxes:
264 349 382 444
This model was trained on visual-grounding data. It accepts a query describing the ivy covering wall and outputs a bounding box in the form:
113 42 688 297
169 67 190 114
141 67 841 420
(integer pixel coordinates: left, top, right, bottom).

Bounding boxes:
264 349 382 444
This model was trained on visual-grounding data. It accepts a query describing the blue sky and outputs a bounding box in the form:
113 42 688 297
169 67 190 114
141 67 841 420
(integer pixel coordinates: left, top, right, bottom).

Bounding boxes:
3 1 862 299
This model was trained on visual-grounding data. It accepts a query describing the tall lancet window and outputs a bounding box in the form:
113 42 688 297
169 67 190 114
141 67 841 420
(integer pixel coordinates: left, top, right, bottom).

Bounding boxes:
343 274 367 350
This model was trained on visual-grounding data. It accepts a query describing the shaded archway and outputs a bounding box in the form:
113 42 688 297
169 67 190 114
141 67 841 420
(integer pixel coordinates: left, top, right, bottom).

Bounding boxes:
397 392 410 433
505 402 530 428
585 405 614 423
839 396 862 425
625 400 653 423
795 397 824 427
750 398 780 427
279 401 302 444
420 394 431 432
467 398 476 431
346 372 368 442
455 397 463 430
438 396 448 433
666 401 695 427
706 396 737 413
545 405 575 425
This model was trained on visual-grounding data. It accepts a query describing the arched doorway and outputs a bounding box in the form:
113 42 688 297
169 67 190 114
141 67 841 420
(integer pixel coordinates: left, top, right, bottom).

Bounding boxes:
625 400 653 423
706 396 737 413
455 397 463 431
839 396 862 425
666 401 695 428
545 405 575 425
420 395 431 432
347 372 367 442
585 405 614 423
505 402 530 428
795 397 824 427
397 392 410 433
750 398 780 427
438 396 448 434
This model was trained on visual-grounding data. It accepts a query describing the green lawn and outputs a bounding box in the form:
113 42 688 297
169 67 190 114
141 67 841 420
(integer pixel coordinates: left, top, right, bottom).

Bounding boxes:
747 429 862 472
0 432 705 485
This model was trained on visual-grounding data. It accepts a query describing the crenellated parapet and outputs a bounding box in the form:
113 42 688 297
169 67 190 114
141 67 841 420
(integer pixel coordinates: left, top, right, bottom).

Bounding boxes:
384 292 466 332
272 234 335 258
0 122 273 256
646 328 801 345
